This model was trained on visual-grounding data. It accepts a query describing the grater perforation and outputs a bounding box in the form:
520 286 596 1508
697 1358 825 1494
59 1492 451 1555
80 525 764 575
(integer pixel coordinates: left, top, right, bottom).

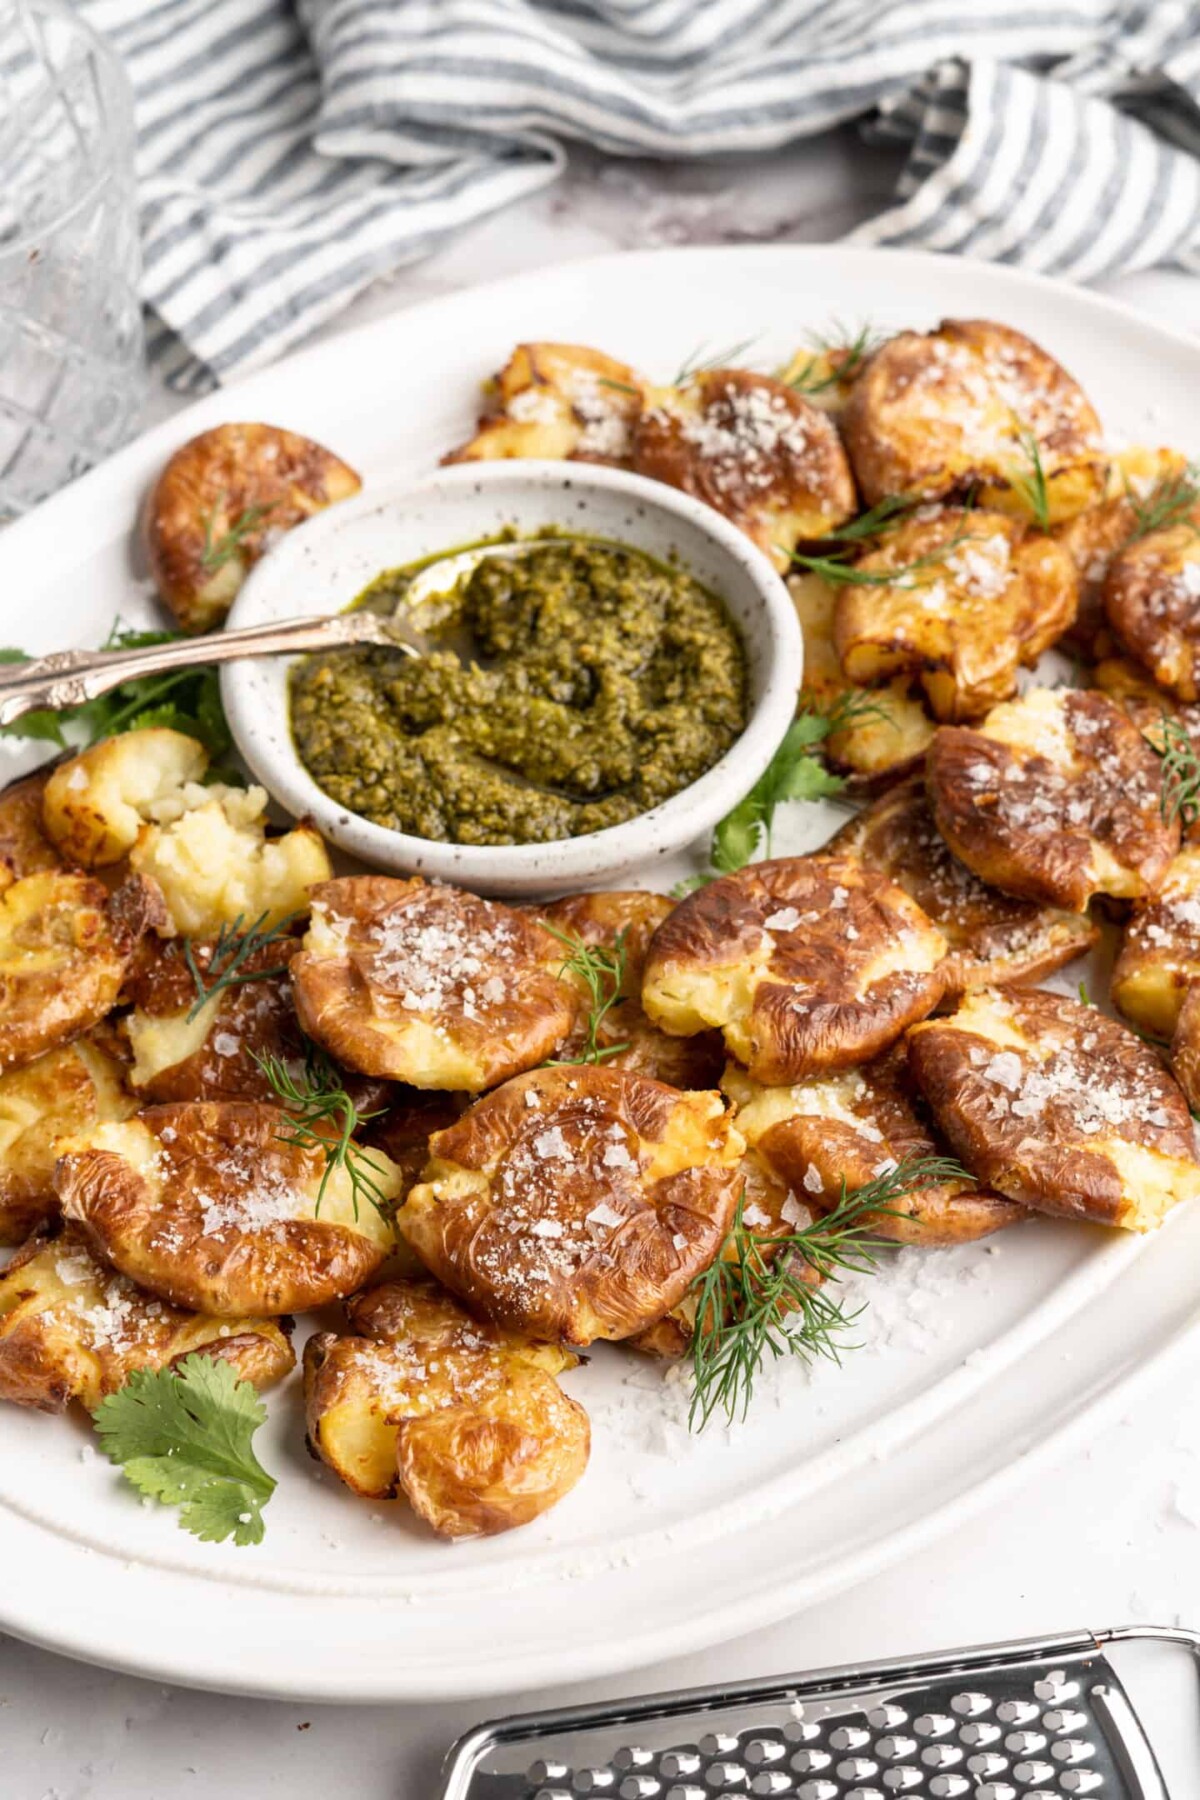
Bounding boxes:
439 1627 1199 1799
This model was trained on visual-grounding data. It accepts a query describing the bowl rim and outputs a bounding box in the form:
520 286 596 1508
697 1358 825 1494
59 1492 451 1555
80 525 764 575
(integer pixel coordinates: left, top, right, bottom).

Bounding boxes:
221 459 803 886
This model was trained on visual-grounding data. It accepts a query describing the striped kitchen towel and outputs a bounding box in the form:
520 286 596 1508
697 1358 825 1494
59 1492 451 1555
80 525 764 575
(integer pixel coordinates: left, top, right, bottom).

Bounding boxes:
80 0 1200 391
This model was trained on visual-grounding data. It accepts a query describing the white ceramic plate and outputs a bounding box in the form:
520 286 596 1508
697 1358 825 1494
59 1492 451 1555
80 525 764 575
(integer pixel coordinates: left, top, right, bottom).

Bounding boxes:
1 246 1199 1704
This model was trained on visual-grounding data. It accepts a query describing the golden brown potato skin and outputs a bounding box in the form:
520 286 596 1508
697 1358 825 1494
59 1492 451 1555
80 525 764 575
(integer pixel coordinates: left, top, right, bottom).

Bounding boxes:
641 855 947 1085
0 1037 135 1244
843 318 1104 515
908 987 1200 1230
292 876 578 1089
398 1066 744 1346
1110 844 1200 1038
444 342 645 467
1170 982 1200 1114
633 369 857 571
56 1101 397 1316
539 890 725 1088
0 771 61 883
1104 505 1200 700
0 1224 294 1414
0 870 161 1074
722 1049 1024 1247
926 687 1177 911
145 423 362 633
828 776 1098 997
1052 448 1189 654
835 508 1078 723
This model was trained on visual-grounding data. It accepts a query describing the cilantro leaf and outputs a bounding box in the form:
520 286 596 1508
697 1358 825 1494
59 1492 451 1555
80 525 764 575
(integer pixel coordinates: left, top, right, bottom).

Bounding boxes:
708 713 847 877
93 1354 276 1546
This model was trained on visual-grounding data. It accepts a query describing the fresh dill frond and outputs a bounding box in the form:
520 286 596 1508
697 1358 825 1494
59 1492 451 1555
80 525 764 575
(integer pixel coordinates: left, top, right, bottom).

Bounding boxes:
183 911 298 1022
253 1042 390 1220
1151 712 1200 829
200 493 276 572
688 1155 972 1429
1124 464 1200 541
789 513 972 590
1078 979 1092 1007
785 320 883 395
815 493 919 546
1007 424 1051 528
595 377 641 397
672 337 759 387
544 924 631 1065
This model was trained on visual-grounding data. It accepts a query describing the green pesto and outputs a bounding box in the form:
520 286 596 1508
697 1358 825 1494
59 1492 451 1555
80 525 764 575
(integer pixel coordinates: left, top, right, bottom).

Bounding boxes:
289 538 748 846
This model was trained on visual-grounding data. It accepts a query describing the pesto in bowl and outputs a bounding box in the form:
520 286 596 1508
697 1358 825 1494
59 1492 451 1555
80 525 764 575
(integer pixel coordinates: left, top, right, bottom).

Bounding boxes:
289 537 748 847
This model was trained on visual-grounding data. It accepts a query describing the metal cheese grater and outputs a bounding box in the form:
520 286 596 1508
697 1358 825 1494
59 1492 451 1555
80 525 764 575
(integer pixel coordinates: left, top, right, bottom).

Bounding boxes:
438 1626 1200 1799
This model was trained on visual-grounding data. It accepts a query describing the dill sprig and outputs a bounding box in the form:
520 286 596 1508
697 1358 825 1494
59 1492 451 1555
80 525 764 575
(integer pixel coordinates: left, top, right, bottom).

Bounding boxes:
812 492 918 546
1153 712 1200 829
253 1042 390 1220
688 1155 972 1430
200 493 276 573
672 337 759 387
785 321 883 395
544 924 631 1065
789 518 969 589
1124 464 1200 541
1006 424 1050 528
183 911 298 1022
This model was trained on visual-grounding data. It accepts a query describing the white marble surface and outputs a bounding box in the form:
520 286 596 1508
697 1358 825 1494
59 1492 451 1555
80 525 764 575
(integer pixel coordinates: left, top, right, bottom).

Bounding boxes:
7 132 1200 1798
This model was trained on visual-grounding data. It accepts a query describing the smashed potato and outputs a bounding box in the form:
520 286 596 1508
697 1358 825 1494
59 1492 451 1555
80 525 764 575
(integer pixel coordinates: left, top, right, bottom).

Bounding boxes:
0 771 61 882
790 570 935 783
305 1280 588 1537
444 341 645 467
0 1036 135 1244
723 1051 1024 1246
539 890 725 1088
632 369 857 571
843 318 1105 518
145 422 362 633
1053 447 1189 653
835 508 1077 722
398 1066 744 1345
641 855 947 1085
56 1101 399 1316
292 876 578 1089
927 686 1177 910
1111 844 1200 1038
909 987 1200 1230
0 870 160 1073
1104 502 1200 700
1170 983 1200 1115
828 776 1097 996
0 1224 294 1414
43 727 208 867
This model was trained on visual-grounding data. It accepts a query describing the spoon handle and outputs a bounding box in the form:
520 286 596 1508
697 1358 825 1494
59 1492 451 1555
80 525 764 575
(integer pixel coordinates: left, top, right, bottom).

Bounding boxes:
0 611 411 728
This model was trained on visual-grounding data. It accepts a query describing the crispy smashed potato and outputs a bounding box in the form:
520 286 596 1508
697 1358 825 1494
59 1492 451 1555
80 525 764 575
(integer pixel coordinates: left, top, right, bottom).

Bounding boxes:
1170 983 1200 1114
633 369 857 571
444 342 645 467
145 422 362 633
835 508 1077 722
1111 844 1200 1038
0 1224 294 1414
0 1036 135 1244
43 727 208 867
305 1285 588 1537
641 855 947 1085
292 876 578 1089
843 318 1105 519
829 776 1097 996
724 1052 1023 1245
538 890 725 1087
1053 447 1189 653
398 1066 744 1345
0 869 160 1073
790 571 935 783
1104 502 1200 700
56 1101 398 1316
0 771 61 882
927 686 1177 910
909 987 1200 1230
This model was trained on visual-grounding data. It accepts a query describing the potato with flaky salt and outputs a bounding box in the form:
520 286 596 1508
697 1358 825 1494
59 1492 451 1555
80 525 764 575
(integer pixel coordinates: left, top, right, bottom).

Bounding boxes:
1053 446 1190 653
444 341 646 467
0 770 61 882
1111 844 1200 1039
0 1036 136 1244
55 1101 399 1316
641 855 947 1086
0 1223 294 1414
397 1066 744 1345
291 876 579 1090
1104 501 1200 701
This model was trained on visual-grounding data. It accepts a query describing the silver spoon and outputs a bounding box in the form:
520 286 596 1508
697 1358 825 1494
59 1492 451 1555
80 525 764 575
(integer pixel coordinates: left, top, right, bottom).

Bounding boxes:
0 538 563 728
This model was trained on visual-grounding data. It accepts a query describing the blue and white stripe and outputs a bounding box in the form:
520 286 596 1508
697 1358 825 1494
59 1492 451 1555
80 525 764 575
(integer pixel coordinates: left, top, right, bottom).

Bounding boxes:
79 0 1200 390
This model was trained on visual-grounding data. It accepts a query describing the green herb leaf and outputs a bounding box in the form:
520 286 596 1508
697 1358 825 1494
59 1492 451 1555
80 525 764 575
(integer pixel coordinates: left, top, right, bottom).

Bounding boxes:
93 1355 276 1545
672 337 759 387
1007 424 1050 528
1124 464 1200 542
1153 712 1200 829
703 704 852 879
785 321 883 395
183 911 299 1022
254 1040 390 1220
200 495 275 573
688 1155 972 1429
544 924 631 1066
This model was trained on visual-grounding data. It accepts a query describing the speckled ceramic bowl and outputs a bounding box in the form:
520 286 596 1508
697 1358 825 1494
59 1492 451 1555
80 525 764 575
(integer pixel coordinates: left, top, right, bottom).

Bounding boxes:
221 460 803 898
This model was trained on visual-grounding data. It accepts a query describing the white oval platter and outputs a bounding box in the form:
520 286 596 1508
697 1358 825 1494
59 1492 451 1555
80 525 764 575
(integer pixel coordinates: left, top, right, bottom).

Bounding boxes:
0 245 1198 1703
